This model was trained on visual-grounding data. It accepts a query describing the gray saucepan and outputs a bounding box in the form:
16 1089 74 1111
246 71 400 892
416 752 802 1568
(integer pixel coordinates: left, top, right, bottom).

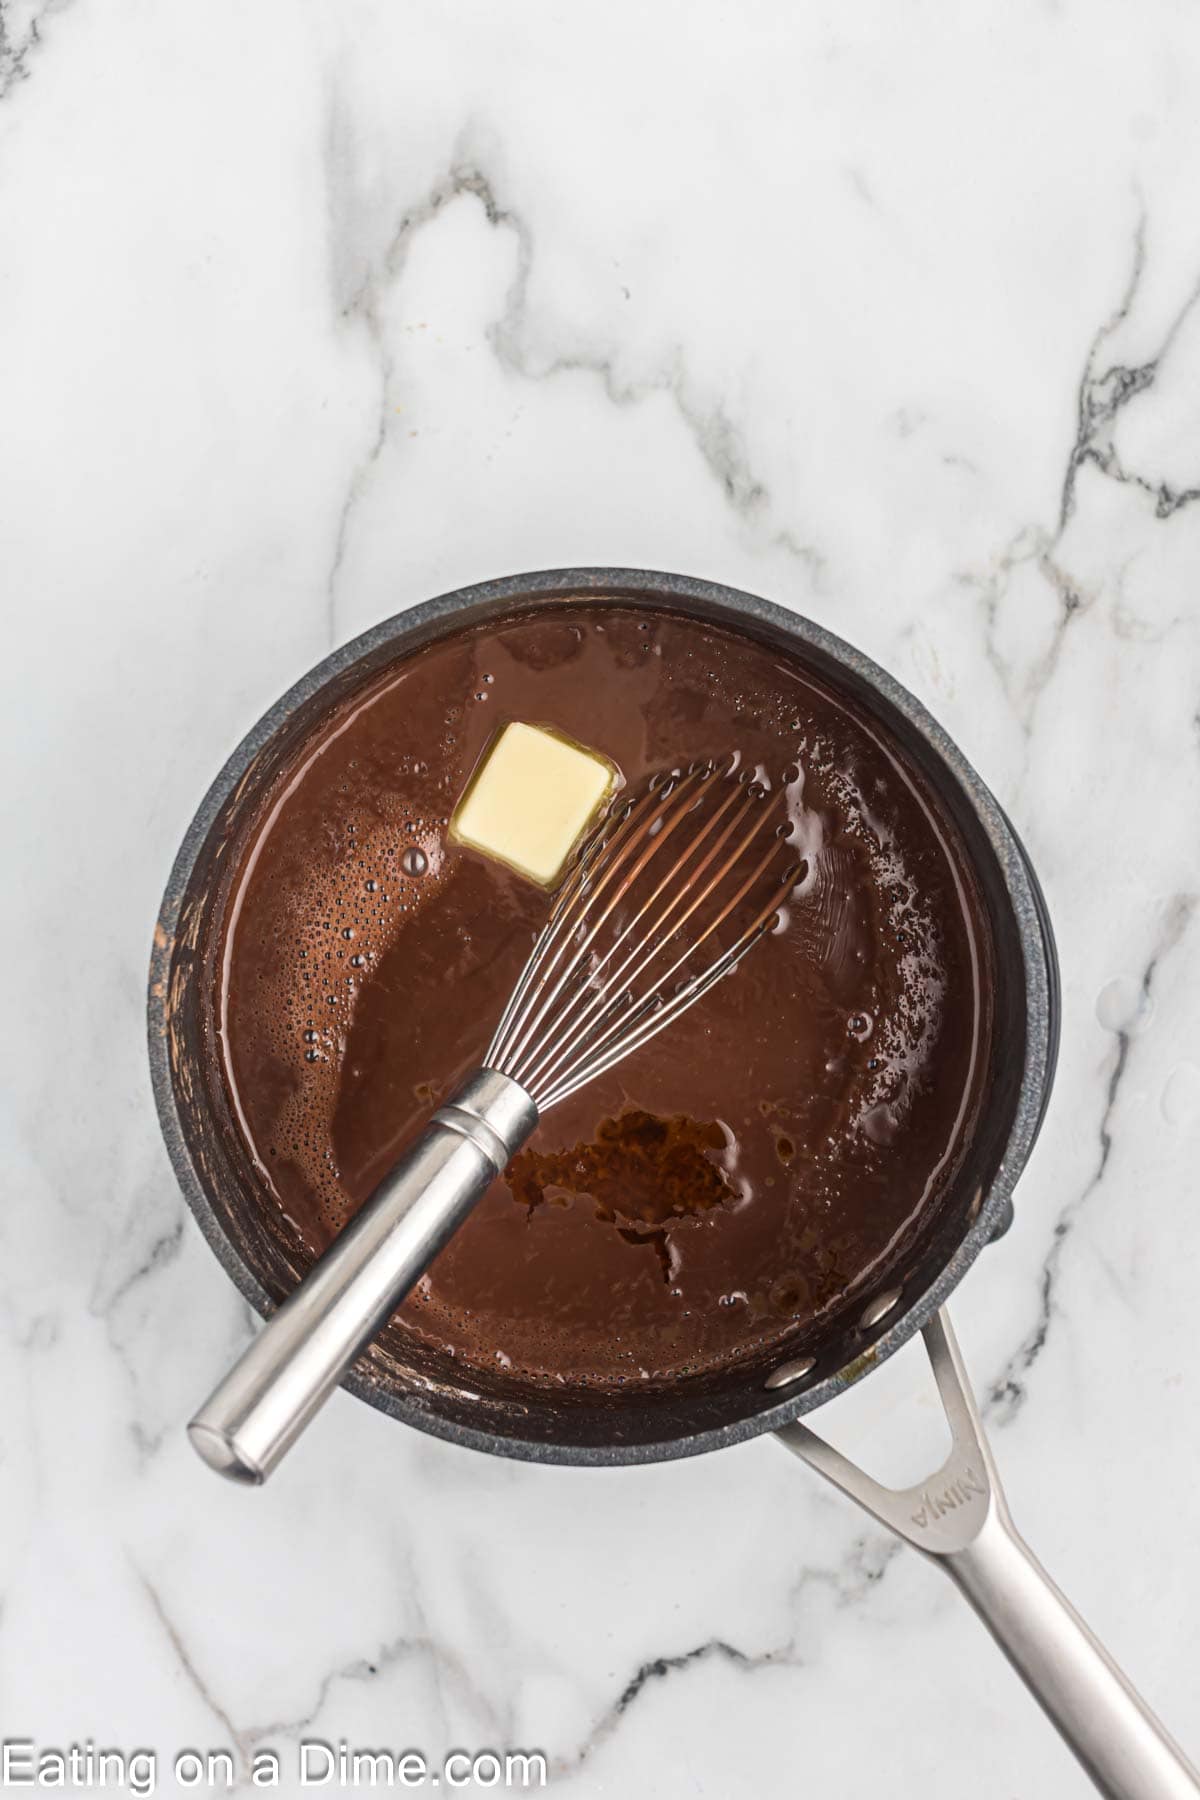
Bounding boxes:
148 569 1196 1800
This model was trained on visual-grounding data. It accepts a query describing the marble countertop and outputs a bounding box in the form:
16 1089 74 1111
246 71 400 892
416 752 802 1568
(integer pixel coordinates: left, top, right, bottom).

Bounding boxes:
4 3 1200 1795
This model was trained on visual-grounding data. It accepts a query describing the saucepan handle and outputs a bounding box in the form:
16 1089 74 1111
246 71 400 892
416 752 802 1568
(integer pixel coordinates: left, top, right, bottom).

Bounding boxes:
945 1499 1198 1800
187 1069 537 1485
775 1310 1199 1800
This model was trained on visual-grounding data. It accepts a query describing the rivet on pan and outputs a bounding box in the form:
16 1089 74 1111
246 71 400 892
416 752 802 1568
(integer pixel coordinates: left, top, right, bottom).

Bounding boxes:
764 1355 816 1391
858 1286 902 1330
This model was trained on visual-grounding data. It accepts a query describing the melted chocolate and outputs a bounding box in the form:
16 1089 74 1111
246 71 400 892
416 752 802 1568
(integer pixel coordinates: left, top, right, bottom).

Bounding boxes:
217 603 992 1388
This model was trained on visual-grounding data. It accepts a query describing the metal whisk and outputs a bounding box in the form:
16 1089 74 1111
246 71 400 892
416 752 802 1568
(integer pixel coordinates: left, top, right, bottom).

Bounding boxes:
189 762 801 1483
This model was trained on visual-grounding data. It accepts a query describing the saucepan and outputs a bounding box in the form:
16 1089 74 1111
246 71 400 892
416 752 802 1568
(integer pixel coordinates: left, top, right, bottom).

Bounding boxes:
148 569 1197 1800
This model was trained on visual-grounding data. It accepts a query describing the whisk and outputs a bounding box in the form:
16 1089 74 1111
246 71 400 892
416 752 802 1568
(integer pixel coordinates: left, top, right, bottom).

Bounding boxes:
189 761 802 1482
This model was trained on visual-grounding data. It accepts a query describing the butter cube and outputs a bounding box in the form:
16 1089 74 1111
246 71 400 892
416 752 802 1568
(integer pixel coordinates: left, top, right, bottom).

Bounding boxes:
450 722 618 887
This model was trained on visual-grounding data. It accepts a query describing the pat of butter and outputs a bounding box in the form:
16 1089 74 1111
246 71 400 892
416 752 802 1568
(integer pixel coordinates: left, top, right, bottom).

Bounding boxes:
450 721 618 887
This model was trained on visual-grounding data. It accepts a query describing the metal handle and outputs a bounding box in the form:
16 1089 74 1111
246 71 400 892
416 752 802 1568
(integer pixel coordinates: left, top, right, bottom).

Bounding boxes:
776 1310 1199 1800
188 1068 537 1484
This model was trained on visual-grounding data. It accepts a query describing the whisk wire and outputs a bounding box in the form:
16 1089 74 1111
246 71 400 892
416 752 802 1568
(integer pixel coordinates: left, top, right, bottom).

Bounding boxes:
487 768 708 1076
484 761 801 1112
484 772 691 1067
518 789 783 1099
532 835 797 1107
536 871 794 1111
482 808 625 1065
509 774 748 1093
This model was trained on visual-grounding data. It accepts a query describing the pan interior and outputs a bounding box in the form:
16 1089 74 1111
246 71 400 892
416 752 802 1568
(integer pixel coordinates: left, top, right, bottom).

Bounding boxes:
157 580 1033 1459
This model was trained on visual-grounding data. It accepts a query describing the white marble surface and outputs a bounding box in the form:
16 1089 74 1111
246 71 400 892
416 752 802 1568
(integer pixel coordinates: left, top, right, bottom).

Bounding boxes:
3 3 1200 1795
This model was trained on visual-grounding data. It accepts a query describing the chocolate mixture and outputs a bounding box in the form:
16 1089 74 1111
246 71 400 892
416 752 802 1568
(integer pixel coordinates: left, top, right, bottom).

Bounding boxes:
217 604 992 1388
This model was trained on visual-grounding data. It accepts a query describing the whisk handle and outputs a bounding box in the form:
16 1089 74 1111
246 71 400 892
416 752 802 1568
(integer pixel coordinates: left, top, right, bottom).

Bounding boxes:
187 1069 538 1483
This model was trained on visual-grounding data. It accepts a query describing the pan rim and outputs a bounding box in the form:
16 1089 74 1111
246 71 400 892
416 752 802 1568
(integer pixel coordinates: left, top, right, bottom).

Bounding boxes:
147 567 1056 1467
